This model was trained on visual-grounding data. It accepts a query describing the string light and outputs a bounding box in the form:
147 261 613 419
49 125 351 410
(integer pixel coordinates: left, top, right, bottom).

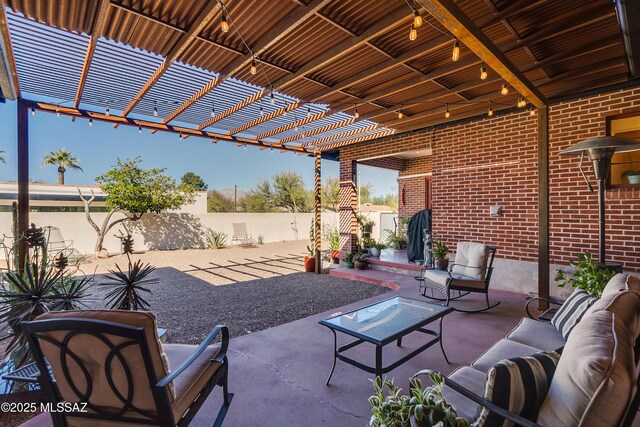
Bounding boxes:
480 65 488 80
221 9 229 33
501 84 509 95
452 39 460 62
487 105 493 116
270 92 275 105
270 147 274 153
398 105 404 119
445 104 450 118
105 100 110 116
55 104 60 117
179 131 183 140
31 106 35 116
244 143 247 150
413 11 423 27
530 108 536 116
517 97 526 108
153 101 158 117
307 107 311 118
409 23 417 41
138 124 142 133
283 107 287 117
211 101 216 117
259 105 264 116
354 105 359 118
89 118 93 126
250 57 257 75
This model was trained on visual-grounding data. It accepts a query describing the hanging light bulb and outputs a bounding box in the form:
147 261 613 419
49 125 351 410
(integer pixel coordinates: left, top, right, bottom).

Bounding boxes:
487 106 493 116
211 101 216 117
244 143 247 150
452 39 460 62
259 105 264 116
445 105 450 119
270 92 275 104
480 65 488 80
283 108 287 117
530 108 536 116
105 101 110 116
413 11 423 27
517 97 524 108
307 107 311 118
250 57 257 75
501 84 509 95
55 105 60 117
138 124 142 134
295 124 299 131
398 110 404 119
409 23 417 41
179 131 183 140
354 107 359 119
31 106 35 116
270 147 274 153
221 10 229 33
153 101 158 117
89 118 93 126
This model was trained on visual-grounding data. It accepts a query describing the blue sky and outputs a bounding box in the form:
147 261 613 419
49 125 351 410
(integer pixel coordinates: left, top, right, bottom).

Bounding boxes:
0 101 397 196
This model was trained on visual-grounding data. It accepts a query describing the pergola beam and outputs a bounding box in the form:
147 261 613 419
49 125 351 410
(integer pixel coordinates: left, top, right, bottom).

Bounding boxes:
164 0 330 124
73 0 109 108
415 0 547 107
0 3 20 99
256 110 331 140
197 89 265 130
121 1 221 116
228 101 301 135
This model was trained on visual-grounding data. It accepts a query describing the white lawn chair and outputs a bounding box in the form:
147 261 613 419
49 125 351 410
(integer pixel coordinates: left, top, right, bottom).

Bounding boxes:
231 223 256 246
44 226 85 262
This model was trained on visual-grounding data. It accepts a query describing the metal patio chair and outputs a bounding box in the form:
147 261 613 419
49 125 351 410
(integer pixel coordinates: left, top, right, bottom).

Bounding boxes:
44 226 85 262
23 310 233 427
231 223 256 246
418 242 500 313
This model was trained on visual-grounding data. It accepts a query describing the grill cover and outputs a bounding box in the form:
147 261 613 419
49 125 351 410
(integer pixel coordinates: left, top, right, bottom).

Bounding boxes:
407 209 432 263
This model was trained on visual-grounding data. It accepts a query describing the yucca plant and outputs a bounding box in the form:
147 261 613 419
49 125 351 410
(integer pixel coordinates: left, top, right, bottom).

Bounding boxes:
205 229 227 249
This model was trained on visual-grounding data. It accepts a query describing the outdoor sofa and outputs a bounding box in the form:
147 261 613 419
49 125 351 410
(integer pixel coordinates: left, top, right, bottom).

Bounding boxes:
422 273 640 426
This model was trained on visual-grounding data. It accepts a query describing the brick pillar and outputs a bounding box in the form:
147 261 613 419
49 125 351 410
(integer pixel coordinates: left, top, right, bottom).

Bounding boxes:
339 158 358 256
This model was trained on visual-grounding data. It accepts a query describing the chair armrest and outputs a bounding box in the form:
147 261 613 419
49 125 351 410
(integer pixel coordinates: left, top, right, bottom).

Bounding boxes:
412 370 542 427
525 297 563 320
156 325 229 388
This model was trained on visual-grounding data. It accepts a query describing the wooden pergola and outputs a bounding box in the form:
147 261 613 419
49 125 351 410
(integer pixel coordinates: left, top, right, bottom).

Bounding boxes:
0 0 638 279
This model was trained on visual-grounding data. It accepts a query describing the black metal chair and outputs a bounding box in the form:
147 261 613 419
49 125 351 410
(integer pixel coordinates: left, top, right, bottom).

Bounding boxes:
418 243 500 313
22 310 232 427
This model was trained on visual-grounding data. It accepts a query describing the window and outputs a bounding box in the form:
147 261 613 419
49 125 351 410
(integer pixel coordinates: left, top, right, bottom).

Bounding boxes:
607 112 640 187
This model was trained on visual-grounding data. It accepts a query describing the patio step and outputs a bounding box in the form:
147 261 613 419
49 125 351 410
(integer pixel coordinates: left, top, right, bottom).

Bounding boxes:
365 256 422 277
329 267 421 291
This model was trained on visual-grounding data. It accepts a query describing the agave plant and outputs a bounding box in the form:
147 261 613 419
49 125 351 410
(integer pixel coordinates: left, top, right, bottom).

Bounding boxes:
205 229 227 249
101 255 157 311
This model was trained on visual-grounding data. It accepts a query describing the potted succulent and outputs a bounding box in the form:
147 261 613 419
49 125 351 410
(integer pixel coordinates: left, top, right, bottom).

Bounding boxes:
344 253 355 269
368 375 468 427
622 169 640 184
433 239 449 271
354 251 368 270
370 242 386 258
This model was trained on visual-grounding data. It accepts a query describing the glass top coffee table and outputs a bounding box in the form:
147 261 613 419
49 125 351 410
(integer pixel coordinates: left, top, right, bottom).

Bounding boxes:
319 296 453 384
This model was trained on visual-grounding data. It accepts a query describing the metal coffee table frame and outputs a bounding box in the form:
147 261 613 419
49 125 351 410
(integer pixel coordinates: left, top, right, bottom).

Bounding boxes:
320 297 453 385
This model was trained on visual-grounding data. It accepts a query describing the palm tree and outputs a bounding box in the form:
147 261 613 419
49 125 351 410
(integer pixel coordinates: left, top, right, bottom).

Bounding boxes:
42 148 82 185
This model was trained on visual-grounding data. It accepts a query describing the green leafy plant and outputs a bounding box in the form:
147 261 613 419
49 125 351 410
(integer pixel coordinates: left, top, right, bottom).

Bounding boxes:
362 237 376 249
433 240 449 260
353 251 368 261
384 229 407 250
369 377 411 427
205 230 228 249
555 252 616 298
373 242 387 250
344 253 355 263
306 219 315 257
257 235 265 245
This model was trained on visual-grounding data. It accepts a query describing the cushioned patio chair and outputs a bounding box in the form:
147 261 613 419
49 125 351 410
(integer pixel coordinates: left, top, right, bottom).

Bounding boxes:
418 242 499 313
22 310 232 427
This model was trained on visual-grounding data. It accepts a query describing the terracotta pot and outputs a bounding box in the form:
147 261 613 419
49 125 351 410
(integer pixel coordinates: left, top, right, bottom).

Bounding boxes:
304 256 316 272
434 258 449 271
354 260 367 270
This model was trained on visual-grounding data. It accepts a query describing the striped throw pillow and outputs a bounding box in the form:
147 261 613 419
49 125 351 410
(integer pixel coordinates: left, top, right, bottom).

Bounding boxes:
475 350 561 427
550 288 597 340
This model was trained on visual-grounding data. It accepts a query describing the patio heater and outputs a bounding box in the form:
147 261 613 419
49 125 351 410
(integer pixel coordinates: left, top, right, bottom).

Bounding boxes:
559 136 640 268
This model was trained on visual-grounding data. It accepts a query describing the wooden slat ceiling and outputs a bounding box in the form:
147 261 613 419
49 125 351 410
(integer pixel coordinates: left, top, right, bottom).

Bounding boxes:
0 0 632 153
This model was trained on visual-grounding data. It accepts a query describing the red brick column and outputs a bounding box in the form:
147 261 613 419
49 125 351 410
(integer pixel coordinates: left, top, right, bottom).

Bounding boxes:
339 158 358 255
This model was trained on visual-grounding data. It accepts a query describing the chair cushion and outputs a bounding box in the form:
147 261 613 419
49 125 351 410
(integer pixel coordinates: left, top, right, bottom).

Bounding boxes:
475 350 560 427
550 288 596 340
506 318 566 351
444 366 487 421
452 242 489 280
537 311 637 427
422 270 485 289
36 309 174 414
586 277 640 338
164 343 222 423
602 273 640 297
471 339 541 373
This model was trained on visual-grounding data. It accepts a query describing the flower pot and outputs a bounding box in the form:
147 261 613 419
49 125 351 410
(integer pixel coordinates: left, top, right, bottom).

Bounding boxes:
331 250 340 264
304 256 316 272
370 247 381 257
628 175 640 184
344 261 354 269
434 258 449 271
354 260 367 270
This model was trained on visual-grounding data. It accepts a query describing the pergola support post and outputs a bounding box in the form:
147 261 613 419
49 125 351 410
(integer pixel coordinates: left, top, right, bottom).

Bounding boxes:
314 151 322 274
17 99 29 272
339 158 358 257
537 106 550 309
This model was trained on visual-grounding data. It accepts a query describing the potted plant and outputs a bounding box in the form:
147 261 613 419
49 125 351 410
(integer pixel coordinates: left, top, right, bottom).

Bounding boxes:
357 214 375 239
433 239 449 271
370 242 386 258
622 169 640 184
304 220 316 272
362 237 376 251
555 252 616 298
354 251 368 270
368 375 468 427
344 253 355 269
324 227 341 264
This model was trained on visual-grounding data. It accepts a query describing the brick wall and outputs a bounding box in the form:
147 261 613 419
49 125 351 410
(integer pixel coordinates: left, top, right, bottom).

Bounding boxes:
338 85 640 271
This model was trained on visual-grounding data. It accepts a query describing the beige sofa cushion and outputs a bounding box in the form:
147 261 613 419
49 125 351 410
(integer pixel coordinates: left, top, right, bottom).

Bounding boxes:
506 317 566 351
452 242 489 280
36 310 174 417
536 311 637 427
444 366 486 421
471 339 540 373
587 276 640 338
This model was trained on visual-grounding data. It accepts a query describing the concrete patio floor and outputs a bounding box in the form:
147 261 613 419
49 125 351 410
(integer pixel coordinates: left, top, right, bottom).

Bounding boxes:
21 267 640 427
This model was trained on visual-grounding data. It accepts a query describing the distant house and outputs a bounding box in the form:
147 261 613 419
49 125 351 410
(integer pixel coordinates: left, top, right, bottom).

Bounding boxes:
359 203 395 214
0 182 207 214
